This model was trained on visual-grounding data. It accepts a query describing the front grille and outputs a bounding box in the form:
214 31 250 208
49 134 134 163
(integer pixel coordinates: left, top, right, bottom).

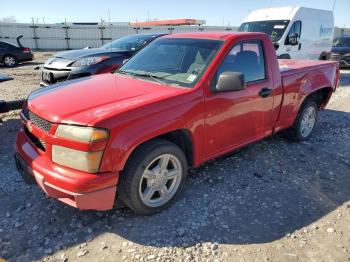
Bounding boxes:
24 126 46 151
22 108 52 133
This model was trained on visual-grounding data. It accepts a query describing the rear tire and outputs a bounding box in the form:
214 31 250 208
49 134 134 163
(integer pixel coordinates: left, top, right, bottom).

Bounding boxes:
3 55 18 67
285 100 318 141
118 139 187 215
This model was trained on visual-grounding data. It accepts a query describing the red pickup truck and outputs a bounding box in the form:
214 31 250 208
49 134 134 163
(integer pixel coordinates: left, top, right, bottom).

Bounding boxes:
15 32 339 215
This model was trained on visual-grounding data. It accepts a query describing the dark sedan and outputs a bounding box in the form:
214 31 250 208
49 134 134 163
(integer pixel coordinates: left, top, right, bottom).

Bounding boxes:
0 36 33 67
330 36 350 68
41 33 167 86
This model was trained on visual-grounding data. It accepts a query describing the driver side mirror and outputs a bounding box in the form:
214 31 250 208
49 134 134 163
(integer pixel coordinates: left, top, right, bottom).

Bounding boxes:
214 72 246 93
288 33 299 46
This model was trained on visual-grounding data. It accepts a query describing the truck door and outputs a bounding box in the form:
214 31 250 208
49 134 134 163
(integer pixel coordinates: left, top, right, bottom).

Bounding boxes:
204 40 275 158
284 21 302 59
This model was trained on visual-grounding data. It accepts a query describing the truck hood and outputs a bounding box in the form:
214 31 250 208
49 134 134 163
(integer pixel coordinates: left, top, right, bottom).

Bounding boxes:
55 48 131 60
27 74 188 126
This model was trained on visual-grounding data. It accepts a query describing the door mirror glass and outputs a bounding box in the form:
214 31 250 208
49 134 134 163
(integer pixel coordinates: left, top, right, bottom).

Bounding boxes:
215 72 246 92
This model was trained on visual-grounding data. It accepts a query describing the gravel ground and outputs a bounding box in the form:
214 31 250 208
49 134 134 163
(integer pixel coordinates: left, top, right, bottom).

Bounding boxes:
0 53 349 262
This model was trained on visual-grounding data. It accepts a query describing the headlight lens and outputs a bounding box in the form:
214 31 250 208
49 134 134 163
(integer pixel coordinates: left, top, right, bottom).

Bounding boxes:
52 145 103 173
71 56 108 67
55 125 108 142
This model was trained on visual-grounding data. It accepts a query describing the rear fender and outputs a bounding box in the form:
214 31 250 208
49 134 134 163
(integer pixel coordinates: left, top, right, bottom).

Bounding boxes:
297 65 337 111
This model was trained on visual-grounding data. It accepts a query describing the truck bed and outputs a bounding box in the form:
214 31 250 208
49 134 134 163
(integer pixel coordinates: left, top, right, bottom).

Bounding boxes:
278 59 338 75
275 59 338 133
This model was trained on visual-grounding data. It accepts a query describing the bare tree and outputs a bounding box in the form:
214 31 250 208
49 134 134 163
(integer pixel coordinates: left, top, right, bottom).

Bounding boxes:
0 16 17 23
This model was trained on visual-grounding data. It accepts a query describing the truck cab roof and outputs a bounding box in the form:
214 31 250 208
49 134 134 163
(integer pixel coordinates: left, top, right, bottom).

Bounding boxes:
163 31 268 41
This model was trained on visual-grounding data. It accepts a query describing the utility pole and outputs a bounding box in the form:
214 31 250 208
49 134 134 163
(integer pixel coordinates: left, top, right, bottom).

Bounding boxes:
100 18 104 45
332 0 337 12
63 18 70 50
108 9 112 43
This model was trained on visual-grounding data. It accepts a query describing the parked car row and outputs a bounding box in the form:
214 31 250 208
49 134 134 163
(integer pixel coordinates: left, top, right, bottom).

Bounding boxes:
39 33 167 86
14 31 340 215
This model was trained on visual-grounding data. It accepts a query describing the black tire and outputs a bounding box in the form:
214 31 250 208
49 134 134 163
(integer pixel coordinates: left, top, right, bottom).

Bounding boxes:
278 54 291 59
118 139 187 215
3 54 18 67
285 100 318 142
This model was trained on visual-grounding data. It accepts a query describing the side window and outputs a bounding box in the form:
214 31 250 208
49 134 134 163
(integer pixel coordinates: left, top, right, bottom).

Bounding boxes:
216 40 266 83
285 21 302 45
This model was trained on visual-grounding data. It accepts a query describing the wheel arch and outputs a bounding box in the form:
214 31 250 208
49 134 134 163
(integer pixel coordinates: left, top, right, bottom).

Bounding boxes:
319 51 330 60
110 128 196 173
157 129 194 167
300 86 333 110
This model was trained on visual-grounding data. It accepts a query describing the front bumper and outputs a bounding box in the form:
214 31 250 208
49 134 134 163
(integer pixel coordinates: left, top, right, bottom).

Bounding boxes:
41 68 72 86
15 128 118 210
40 67 93 86
20 53 34 62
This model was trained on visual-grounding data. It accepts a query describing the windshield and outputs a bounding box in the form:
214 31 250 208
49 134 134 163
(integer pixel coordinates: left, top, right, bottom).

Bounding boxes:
333 37 350 47
239 20 290 42
101 34 157 51
117 38 223 88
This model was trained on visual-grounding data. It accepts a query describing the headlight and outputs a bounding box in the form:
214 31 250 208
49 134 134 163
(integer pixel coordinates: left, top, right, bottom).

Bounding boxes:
55 125 108 142
53 125 109 172
71 56 108 67
52 145 103 173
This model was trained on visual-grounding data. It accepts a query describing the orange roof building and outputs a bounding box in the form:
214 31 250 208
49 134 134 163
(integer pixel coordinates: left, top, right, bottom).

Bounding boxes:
130 19 206 27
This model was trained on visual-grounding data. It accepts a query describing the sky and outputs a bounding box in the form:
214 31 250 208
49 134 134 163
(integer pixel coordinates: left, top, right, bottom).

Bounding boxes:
2 0 349 27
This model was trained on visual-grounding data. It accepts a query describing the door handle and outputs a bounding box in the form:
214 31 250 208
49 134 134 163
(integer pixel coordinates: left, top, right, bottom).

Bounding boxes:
298 43 301 50
259 88 272 98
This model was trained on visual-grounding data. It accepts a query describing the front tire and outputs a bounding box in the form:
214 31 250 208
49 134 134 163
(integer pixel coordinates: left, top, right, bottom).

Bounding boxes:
3 55 18 67
118 139 187 215
285 100 318 141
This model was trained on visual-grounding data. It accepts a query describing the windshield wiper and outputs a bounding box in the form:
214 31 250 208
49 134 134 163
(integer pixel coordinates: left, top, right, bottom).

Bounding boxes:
114 69 129 75
127 72 168 85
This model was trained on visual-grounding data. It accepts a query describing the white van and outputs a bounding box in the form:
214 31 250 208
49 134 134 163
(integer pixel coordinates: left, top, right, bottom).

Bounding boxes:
239 6 334 60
